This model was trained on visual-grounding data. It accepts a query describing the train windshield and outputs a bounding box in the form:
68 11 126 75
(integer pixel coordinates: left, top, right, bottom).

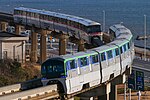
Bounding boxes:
87 25 101 33
41 59 65 79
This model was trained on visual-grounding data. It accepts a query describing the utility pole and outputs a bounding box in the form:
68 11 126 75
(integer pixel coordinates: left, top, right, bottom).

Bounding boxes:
103 10 105 32
144 15 147 61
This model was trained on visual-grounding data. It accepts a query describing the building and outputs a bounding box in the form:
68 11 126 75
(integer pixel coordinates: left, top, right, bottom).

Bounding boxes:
0 31 28 63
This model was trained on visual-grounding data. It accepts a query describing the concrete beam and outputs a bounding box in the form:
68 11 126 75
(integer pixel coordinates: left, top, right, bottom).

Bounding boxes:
77 83 111 98
109 84 117 100
0 22 8 32
31 31 38 63
40 29 47 63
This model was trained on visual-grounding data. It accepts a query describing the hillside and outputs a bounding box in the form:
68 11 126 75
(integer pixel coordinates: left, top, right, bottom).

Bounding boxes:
0 59 41 87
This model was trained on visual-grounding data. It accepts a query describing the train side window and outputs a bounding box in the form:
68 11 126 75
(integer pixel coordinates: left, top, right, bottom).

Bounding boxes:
29 12 32 17
120 46 123 54
41 65 46 74
112 49 116 57
70 60 76 69
23 11 25 16
123 44 127 52
91 54 98 64
48 16 52 21
101 52 106 61
20 11 23 15
66 60 76 70
115 48 119 56
26 12 29 16
107 50 113 59
66 61 70 70
34 13 37 18
79 57 88 67
14 10 17 15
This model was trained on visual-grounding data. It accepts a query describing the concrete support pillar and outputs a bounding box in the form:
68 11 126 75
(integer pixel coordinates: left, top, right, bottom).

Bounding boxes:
98 94 109 100
59 34 68 55
15 25 22 35
98 83 111 100
40 29 47 63
0 22 8 32
78 39 85 52
31 31 38 63
109 85 117 100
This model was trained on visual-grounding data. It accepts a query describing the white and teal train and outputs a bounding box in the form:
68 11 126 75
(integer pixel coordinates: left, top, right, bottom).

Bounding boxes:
41 24 135 94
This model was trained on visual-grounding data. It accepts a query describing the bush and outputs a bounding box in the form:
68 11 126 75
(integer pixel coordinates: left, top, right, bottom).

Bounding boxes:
0 59 41 87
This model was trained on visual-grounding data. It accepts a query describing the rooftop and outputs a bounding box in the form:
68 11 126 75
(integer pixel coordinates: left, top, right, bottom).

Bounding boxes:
0 31 26 37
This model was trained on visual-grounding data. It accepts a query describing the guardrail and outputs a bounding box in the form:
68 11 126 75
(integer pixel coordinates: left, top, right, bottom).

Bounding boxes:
0 84 21 95
0 85 57 100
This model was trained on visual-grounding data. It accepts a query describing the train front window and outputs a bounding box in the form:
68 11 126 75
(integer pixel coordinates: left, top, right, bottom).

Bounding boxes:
41 60 65 78
87 25 101 33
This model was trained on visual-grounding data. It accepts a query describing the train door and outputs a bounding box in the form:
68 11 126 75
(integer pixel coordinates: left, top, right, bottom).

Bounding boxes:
106 50 114 66
66 59 82 93
106 50 115 79
89 54 101 86
100 52 109 83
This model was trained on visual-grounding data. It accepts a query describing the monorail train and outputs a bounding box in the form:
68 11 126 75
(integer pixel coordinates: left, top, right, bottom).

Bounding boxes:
13 7 102 45
41 24 135 95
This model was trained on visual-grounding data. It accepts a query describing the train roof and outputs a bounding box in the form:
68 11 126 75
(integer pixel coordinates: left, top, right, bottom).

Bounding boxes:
93 44 116 53
14 7 101 26
109 24 131 37
60 50 97 60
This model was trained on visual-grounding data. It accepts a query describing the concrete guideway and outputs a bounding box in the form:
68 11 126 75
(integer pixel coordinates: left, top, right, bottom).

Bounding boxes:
0 84 20 96
0 84 57 100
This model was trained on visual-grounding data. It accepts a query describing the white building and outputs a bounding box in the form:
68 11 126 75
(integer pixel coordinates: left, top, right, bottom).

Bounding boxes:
0 31 28 63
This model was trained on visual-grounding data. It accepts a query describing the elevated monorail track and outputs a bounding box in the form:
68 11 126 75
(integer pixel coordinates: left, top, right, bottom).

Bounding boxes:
0 84 20 96
0 85 58 100
0 12 13 22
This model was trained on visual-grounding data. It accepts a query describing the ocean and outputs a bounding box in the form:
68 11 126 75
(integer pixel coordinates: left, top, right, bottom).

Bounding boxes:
0 0 150 47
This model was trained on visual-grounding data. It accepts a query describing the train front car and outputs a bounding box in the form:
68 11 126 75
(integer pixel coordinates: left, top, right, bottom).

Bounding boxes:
41 57 67 93
41 50 102 95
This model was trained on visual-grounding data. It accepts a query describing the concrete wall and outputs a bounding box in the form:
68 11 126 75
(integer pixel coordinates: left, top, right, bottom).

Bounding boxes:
1 41 26 62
